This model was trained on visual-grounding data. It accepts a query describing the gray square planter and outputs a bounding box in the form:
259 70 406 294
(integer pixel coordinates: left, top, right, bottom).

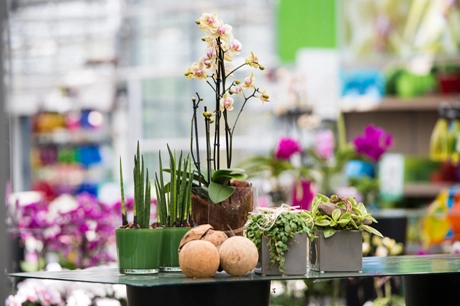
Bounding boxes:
254 232 307 276
310 230 362 273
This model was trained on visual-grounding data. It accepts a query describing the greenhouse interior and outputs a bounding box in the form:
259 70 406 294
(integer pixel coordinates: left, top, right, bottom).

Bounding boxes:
1 0 460 305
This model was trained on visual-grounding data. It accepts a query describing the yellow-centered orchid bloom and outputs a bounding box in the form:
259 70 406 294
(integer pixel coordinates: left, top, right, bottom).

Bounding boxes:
245 51 260 68
190 61 208 80
196 12 221 31
259 88 270 103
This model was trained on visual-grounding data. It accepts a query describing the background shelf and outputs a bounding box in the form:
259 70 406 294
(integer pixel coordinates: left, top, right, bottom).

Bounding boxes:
342 95 459 113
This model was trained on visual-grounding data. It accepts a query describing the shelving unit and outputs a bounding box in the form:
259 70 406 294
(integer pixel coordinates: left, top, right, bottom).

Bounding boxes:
342 95 459 113
342 94 459 202
29 110 112 198
403 182 454 198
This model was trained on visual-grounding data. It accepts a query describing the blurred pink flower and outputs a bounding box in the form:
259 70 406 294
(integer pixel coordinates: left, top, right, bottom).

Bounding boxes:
275 137 302 160
353 124 393 162
315 130 335 160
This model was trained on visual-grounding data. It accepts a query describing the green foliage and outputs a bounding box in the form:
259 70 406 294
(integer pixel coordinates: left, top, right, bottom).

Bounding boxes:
133 142 151 229
237 153 296 179
119 141 152 228
245 208 313 273
310 193 383 239
192 167 248 204
348 176 380 207
119 157 128 226
155 145 193 227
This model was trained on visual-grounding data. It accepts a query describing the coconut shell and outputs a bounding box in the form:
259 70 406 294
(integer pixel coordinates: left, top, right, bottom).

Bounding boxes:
179 240 220 278
178 224 213 252
219 236 258 276
202 229 228 249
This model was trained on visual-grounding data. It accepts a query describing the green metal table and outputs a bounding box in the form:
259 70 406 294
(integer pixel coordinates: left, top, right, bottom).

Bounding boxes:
9 254 460 306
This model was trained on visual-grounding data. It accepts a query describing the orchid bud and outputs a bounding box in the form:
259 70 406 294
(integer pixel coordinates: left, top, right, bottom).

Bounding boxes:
262 93 269 99
195 19 200 25
259 65 265 71
191 97 196 102
203 111 213 118
235 80 241 85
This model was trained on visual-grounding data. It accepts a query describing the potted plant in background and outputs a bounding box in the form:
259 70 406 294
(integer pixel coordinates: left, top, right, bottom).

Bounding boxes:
345 123 394 208
307 128 356 196
116 142 163 274
238 137 313 208
153 145 193 272
245 204 313 276
309 193 383 272
184 12 269 233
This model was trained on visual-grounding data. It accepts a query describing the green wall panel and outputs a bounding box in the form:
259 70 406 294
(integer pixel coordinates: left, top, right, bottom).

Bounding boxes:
277 0 337 63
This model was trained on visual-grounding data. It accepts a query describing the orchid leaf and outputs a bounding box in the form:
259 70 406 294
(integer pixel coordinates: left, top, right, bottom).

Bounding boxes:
208 181 236 203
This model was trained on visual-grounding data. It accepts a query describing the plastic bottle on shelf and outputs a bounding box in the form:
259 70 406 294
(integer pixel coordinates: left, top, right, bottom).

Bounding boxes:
430 102 451 162
449 102 460 164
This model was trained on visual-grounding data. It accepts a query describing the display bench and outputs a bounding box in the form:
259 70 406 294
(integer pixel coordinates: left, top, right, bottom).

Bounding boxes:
9 254 460 306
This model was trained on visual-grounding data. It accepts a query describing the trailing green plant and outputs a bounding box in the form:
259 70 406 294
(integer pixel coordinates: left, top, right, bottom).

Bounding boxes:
310 193 383 239
245 205 313 273
154 145 193 227
119 141 152 229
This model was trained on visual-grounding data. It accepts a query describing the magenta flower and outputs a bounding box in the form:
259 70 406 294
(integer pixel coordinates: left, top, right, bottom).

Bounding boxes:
315 130 335 160
275 137 302 160
353 124 393 162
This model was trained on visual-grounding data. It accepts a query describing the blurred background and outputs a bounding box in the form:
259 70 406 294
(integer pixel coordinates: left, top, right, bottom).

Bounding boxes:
1 0 460 305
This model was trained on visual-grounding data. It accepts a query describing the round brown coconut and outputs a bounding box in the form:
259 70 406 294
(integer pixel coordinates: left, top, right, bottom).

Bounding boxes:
178 224 213 252
179 240 220 278
202 229 228 249
219 236 259 276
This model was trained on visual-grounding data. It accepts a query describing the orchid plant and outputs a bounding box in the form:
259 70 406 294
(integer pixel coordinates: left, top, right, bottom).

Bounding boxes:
184 12 269 203
6 192 120 271
352 124 393 163
308 129 356 195
348 124 393 206
239 137 302 180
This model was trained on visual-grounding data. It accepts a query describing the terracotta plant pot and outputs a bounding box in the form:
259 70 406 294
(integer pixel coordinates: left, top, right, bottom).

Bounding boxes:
192 181 255 235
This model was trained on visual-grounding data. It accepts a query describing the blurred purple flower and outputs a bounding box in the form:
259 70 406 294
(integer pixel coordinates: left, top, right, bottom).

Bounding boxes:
275 137 302 160
8 191 123 269
353 124 393 162
315 130 335 160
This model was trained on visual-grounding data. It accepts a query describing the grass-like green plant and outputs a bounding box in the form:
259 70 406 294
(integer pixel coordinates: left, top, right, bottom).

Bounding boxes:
155 145 193 227
245 206 313 273
310 193 383 239
119 141 151 229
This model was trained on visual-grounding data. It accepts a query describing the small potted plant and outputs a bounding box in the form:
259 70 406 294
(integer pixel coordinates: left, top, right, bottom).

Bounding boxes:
116 142 163 275
245 205 313 276
309 193 383 273
153 145 193 272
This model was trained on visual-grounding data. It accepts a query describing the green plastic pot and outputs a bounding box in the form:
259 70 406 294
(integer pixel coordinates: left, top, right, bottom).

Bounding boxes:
160 227 191 272
116 228 164 274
